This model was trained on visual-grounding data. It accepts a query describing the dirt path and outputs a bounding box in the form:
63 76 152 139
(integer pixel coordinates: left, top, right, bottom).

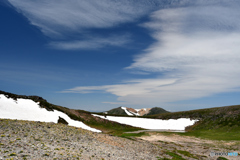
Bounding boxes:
140 133 212 144
125 129 185 133
139 132 240 160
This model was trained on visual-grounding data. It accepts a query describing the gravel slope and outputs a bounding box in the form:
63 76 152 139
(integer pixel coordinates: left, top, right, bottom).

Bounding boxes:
0 119 163 160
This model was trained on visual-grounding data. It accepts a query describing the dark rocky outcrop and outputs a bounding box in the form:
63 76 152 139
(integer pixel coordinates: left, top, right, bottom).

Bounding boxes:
57 116 68 125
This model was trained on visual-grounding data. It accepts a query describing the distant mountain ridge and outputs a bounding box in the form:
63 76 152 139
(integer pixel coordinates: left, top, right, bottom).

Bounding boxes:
105 106 169 116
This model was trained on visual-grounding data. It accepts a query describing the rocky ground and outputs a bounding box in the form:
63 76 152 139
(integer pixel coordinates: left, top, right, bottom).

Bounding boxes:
0 119 239 160
140 132 240 160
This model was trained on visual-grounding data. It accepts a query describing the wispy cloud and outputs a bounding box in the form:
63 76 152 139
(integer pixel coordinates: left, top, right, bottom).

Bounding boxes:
102 102 125 105
49 35 131 50
7 0 160 49
8 0 157 37
62 78 178 105
62 1 240 106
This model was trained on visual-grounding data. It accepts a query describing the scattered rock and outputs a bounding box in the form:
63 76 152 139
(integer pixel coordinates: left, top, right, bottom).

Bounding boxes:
57 116 68 125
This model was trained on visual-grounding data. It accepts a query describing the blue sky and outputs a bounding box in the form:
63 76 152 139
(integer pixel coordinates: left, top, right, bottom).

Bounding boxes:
1 0 240 112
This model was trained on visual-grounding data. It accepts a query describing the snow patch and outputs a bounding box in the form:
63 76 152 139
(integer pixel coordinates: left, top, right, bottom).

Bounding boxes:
121 106 133 116
128 110 139 116
135 109 140 112
92 114 198 130
0 94 101 132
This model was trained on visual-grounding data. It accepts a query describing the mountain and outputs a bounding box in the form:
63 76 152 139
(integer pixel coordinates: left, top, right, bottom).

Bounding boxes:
145 107 169 116
105 106 169 116
105 107 128 115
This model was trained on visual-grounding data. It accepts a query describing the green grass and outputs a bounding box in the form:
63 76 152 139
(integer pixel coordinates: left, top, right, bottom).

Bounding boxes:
120 132 149 138
177 150 198 159
178 117 240 141
217 157 229 160
156 128 240 141
164 151 186 160
180 129 240 141
115 132 150 141
9 153 17 156
156 156 171 160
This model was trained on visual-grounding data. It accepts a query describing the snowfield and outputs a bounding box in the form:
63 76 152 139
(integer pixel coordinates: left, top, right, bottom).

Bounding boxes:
0 94 101 132
92 114 198 130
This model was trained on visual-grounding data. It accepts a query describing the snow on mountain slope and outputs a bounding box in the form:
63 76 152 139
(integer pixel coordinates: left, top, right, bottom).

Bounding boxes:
120 107 148 116
135 108 151 116
121 107 134 116
0 94 101 132
128 110 139 116
92 114 198 130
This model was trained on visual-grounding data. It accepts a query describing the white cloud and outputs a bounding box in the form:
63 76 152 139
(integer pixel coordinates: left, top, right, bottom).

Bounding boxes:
63 78 177 97
7 0 157 37
102 102 125 105
49 35 131 50
62 1 240 107
125 2 240 105
62 86 109 94
7 0 161 50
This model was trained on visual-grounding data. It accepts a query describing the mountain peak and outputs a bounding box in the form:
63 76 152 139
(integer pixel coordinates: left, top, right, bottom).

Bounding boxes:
105 106 168 116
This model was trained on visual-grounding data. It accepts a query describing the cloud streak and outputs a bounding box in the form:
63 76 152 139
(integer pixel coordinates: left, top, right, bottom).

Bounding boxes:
7 0 160 50
63 1 240 107
49 35 131 50
7 0 156 37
